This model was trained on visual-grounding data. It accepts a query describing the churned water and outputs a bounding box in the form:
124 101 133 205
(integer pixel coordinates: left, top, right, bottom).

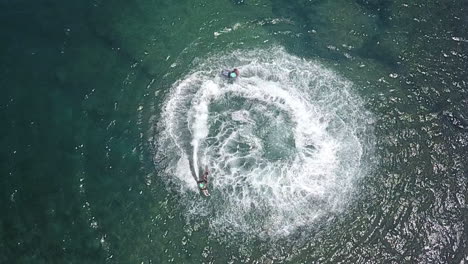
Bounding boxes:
1 0 467 263
156 47 374 241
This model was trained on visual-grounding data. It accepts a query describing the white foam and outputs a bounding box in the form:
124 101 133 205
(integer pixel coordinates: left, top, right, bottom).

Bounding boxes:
155 46 374 240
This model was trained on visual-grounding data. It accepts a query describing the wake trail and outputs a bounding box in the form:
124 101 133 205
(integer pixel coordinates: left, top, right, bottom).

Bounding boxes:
154 46 374 240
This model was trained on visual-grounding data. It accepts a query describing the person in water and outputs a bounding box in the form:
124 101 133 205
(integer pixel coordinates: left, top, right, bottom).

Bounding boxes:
197 166 210 196
229 68 240 78
221 68 240 79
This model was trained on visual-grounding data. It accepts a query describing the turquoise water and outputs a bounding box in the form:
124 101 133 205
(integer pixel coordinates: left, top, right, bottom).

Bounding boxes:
1 0 467 263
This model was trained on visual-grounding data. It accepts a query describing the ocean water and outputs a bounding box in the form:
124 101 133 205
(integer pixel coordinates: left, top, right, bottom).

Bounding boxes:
1 0 467 263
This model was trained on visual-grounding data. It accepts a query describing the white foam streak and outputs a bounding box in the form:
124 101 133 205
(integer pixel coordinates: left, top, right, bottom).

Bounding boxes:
188 81 220 177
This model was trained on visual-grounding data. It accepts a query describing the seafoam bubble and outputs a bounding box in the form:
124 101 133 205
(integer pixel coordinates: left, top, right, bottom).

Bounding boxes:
154 46 374 241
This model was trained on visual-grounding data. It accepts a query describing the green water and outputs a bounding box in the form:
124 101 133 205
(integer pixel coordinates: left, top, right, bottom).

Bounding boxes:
1 0 467 263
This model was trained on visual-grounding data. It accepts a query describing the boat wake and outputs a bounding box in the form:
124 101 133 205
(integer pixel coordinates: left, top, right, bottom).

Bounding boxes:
154 47 374 240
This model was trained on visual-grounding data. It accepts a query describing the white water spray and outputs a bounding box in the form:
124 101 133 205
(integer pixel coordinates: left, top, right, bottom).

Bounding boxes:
155 47 373 239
